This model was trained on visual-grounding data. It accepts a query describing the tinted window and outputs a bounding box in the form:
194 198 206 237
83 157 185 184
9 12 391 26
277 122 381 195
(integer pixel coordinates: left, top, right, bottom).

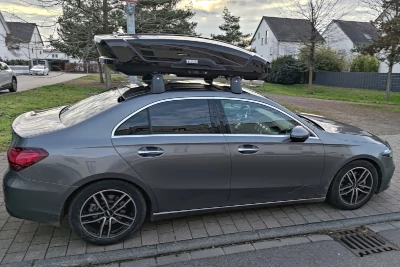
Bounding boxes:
115 109 150 136
218 100 299 135
150 99 217 134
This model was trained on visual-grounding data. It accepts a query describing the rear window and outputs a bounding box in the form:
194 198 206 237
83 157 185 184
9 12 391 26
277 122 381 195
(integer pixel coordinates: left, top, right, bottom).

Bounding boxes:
60 90 121 126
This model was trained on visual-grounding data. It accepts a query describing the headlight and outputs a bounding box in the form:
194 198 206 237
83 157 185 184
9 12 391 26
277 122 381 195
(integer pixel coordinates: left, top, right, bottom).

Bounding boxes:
383 148 393 157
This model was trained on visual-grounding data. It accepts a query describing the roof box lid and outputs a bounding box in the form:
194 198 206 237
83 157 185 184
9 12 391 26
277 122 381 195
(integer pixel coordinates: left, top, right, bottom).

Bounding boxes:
95 34 269 80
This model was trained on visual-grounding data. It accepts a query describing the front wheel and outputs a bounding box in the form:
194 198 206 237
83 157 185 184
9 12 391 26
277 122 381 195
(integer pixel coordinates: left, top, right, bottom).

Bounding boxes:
68 180 147 245
327 160 378 210
9 78 17 92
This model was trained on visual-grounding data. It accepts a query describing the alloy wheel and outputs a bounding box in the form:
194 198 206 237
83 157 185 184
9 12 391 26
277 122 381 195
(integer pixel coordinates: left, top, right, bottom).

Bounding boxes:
339 167 373 205
79 189 136 239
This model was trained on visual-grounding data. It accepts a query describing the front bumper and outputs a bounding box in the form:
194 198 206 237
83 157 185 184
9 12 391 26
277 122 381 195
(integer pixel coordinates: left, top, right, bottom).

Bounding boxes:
3 168 76 225
377 156 396 193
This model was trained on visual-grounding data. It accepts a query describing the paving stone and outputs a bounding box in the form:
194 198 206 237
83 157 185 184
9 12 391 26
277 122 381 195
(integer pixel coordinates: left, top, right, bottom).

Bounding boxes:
191 228 208 239
124 235 143 248
327 212 346 220
0 230 17 240
157 253 190 265
368 223 396 232
174 225 192 241
31 235 52 245
339 211 357 219
14 232 35 243
253 240 283 250
390 221 400 228
49 236 70 247
158 232 176 244
280 237 311 246
308 234 333 242
27 244 48 252
105 242 123 251
24 249 46 261
0 248 6 263
98 263 119 267
190 248 225 260
172 219 188 228
141 222 157 231
303 214 321 223
53 228 71 237
229 211 246 220
351 209 369 217
8 241 30 253
36 226 55 236
296 208 313 216
287 213 308 225
2 221 23 231
0 239 12 250
277 217 295 227
217 216 234 225
2 252 25 263
233 219 253 232
157 223 173 234
244 212 261 222
255 209 271 217
260 216 281 228
45 246 67 258
271 210 287 219
202 215 217 223
188 220 204 230
249 220 267 230
121 258 156 267
221 224 238 234
66 240 87 255
223 244 255 255
86 244 105 253
204 222 223 236
142 230 158 246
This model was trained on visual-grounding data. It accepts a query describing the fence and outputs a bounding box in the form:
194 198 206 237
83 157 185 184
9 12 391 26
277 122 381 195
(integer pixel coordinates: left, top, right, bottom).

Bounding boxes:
313 72 400 92
65 62 100 73
9 65 29 75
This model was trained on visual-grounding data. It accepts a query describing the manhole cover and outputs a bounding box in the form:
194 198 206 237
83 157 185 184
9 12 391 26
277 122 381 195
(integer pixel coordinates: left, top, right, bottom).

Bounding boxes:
332 229 399 257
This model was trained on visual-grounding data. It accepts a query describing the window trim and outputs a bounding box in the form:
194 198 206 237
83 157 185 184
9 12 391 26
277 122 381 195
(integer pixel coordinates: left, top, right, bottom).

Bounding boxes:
112 97 319 139
112 97 219 138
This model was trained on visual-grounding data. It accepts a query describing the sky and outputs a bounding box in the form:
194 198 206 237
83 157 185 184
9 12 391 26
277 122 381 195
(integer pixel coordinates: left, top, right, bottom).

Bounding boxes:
0 0 377 45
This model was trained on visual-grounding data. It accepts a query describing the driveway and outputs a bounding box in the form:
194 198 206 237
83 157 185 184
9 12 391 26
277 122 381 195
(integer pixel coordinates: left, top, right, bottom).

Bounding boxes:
0 72 87 94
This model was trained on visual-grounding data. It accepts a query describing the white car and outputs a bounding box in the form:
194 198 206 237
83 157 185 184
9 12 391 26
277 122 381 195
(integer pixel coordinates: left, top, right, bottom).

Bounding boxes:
29 65 49 76
0 62 17 92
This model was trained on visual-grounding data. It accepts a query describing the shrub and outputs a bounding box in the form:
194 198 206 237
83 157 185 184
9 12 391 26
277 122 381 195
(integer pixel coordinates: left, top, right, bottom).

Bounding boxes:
299 46 346 72
266 56 303 85
350 55 379 72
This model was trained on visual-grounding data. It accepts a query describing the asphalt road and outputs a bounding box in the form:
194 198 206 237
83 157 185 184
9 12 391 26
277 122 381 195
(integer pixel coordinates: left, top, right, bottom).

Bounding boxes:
1 72 87 94
165 229 400 267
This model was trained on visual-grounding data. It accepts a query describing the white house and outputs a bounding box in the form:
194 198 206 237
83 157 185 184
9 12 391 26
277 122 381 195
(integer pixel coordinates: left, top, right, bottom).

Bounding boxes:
251 16 324 63
0 12 44 62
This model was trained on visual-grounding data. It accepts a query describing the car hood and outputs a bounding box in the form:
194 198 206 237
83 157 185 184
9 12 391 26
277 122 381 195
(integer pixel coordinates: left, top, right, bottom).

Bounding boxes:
12 106 66 138
298 113 388 146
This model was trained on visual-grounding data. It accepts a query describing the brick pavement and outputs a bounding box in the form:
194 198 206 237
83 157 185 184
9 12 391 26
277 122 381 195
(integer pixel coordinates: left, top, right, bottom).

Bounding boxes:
0 135 398 264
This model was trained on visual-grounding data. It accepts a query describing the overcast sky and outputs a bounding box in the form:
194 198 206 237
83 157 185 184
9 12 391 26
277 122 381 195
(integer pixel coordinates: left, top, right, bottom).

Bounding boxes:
0 0 377 45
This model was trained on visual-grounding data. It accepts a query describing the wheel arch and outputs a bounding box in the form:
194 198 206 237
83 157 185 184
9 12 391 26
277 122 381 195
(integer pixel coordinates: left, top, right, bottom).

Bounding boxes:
61 174 158 223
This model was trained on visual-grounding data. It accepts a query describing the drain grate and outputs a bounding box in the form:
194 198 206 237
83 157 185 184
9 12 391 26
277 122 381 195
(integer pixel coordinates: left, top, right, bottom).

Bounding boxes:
332 229 399 257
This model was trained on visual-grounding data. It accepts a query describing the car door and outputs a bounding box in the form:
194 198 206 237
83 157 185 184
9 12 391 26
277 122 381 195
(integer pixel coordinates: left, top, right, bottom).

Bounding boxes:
112 98 232 213
215 98 325 206
0 63 7 88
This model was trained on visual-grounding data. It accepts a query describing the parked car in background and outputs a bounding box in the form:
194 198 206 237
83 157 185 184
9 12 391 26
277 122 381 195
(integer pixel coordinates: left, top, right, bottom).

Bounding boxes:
29 65 49 76
0 62 17 92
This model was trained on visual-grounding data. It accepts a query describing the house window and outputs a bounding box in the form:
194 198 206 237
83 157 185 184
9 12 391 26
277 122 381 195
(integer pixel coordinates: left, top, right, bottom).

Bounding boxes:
39 51 42 55
265 31 269 44
32 48 33 53
261 38 263 46
363 33 372 41
258 32 260 39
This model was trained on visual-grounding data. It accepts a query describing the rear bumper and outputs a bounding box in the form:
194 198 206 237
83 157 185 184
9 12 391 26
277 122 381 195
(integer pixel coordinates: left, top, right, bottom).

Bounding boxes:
3 169 76 226
377 156 395 193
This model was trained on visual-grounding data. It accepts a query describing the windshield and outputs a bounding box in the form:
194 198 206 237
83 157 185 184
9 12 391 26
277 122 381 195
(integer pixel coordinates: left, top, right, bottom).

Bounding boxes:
32 65 44 69
60 90 121 127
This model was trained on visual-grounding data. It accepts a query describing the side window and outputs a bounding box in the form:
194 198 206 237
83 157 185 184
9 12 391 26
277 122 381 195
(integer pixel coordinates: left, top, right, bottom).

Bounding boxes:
218 100 300 135
115 109 150 136
150 99 217 134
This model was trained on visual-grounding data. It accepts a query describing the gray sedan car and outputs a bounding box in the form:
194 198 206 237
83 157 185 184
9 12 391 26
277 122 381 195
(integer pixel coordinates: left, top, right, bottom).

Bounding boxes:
0 62 17 92
3 81 395 245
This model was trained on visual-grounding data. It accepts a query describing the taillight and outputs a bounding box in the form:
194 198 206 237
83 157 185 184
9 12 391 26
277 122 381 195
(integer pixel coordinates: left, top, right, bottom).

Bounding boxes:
7 147 49 172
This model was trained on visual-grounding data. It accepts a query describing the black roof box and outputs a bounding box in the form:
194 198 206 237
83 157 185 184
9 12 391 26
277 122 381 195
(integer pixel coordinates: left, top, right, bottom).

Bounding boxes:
94 34 269 80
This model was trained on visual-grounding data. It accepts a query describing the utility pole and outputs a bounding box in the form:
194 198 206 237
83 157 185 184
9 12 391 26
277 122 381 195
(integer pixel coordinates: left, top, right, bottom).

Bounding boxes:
125 0 138 83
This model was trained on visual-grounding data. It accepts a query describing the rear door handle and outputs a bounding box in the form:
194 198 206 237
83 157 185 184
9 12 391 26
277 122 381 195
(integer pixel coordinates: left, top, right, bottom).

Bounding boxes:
238 145 259 154
138 147 164 157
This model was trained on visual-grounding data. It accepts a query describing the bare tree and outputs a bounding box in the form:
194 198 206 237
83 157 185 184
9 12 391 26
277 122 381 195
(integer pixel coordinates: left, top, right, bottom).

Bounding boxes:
359 0 400 102
278 0 352 93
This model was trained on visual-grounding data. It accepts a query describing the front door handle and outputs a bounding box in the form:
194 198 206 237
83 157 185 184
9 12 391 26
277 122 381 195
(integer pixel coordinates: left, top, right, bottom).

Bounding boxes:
238 145 259 154
138 147 164 157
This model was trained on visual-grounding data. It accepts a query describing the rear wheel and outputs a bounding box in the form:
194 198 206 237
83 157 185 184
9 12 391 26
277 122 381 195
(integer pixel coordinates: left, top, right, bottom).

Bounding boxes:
68 180 146 245
9 78 17 92
327 160 378 210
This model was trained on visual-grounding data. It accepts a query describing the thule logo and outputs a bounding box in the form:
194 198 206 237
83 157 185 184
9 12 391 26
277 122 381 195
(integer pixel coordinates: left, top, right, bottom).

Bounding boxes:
186 59 198 64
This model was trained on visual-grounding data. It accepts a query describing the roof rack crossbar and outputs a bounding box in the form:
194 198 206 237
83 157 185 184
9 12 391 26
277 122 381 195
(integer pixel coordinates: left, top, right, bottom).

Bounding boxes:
230 76 242 94
150 74 165 94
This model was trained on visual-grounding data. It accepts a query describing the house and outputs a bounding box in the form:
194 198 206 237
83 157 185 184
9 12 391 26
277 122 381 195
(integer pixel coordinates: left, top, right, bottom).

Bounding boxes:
323 20 378 60
0 11 44 62
42 49 81 71
251 16 324 63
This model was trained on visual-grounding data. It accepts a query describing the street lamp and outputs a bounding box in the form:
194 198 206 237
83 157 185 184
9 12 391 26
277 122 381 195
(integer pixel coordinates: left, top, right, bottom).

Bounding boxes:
124 0 138 83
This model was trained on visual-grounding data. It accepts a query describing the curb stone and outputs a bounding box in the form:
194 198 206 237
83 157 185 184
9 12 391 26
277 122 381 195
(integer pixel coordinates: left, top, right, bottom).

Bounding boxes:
3 212 400 267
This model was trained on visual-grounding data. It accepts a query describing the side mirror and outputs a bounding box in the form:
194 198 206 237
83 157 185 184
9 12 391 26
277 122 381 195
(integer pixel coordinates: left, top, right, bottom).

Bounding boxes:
290 126 310 142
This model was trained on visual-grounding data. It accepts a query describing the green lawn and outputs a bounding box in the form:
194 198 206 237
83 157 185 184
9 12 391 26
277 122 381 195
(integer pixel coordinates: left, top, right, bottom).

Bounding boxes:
256 83 400 105
0 84 104 151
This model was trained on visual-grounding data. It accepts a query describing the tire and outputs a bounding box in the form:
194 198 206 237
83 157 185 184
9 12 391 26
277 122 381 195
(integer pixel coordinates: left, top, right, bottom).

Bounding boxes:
9 78 17 92
68 180 147 245
327 160 378 210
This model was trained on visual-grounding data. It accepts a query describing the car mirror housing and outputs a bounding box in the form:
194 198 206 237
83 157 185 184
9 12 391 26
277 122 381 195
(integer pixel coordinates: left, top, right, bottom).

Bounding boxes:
290 126 310 142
